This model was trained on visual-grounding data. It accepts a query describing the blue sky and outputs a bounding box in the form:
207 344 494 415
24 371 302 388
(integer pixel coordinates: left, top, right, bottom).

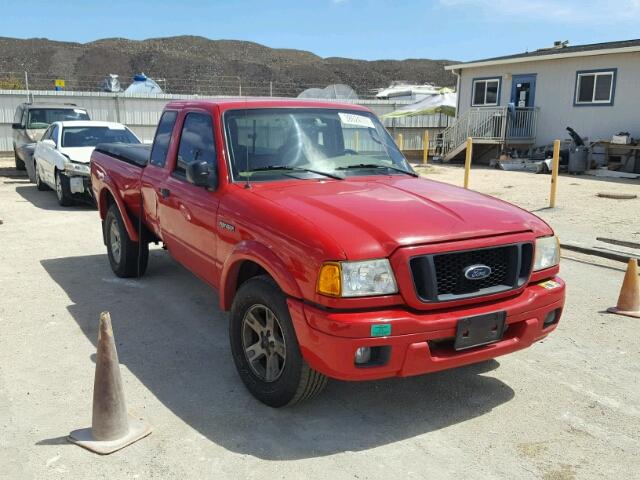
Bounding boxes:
1 0 639 61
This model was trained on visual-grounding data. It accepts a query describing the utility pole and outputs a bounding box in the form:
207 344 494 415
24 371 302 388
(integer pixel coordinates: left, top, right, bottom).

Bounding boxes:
24 71 30 101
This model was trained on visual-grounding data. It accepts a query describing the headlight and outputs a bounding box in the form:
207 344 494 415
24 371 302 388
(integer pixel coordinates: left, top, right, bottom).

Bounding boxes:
317 259 398 297
534 235 560 271
64 161 90 175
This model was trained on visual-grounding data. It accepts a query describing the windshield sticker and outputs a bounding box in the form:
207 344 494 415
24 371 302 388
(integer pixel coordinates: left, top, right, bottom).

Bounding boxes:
73 109 87 114
107 125 126 130
338 112 375 129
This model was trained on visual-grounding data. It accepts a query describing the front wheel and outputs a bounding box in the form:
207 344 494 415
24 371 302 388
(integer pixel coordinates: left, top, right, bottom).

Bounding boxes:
105 204 149 278
230 276 328 407
14 150 25 171
55 170 73 206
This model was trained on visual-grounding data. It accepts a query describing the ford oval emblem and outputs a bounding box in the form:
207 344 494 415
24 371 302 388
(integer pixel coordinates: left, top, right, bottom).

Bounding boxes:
463 264 492 280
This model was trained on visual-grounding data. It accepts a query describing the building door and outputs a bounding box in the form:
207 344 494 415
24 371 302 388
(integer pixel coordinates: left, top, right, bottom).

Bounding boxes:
509 74 537 139
510 74 536 107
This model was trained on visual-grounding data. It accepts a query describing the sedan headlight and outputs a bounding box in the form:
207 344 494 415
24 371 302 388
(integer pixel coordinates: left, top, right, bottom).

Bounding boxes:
317 259 398 297
534 235 560 271
64 160 90 175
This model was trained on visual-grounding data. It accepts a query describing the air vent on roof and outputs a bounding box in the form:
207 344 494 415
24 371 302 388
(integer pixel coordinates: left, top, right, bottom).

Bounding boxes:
553 40 569 49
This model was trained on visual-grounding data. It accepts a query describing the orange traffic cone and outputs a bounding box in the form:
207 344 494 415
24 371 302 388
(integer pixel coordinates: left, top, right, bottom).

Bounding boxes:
607 258 640 318
68 312 151 454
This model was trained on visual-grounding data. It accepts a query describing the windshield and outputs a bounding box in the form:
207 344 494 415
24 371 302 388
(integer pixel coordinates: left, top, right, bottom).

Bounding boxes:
224 108 413 181
61 127 140 147
27 109 90 129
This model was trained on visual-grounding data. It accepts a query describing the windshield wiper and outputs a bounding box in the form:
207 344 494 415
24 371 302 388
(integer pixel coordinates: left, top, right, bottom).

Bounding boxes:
246 165 344 180
335 163 419 177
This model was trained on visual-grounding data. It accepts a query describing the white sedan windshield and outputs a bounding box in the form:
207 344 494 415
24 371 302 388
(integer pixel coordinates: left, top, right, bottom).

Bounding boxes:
61 127 139 148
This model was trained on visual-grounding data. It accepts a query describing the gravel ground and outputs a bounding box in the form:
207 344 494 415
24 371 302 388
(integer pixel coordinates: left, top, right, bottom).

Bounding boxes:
0 156 638 479
415 164 640 257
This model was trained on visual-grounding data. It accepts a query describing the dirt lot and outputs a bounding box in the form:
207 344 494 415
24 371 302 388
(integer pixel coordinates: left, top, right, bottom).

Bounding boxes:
414 163 640 258
0 156 639 479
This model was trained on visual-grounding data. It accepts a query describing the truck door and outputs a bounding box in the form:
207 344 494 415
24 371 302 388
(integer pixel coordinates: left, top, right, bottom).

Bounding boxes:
157 110 221 287
141 110 178 239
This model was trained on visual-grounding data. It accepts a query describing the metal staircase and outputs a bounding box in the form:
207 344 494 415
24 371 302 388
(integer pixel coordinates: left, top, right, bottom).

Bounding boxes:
441 107 539 162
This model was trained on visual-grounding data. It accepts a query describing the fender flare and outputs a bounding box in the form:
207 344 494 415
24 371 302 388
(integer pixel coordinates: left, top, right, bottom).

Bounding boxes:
97 181 139 243
219 240 303 311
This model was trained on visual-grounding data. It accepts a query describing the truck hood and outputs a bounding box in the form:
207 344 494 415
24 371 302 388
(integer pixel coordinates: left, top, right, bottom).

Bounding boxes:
251 175 552 259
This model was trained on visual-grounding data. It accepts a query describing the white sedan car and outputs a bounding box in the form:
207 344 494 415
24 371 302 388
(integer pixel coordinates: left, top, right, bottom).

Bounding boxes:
34 121 141 206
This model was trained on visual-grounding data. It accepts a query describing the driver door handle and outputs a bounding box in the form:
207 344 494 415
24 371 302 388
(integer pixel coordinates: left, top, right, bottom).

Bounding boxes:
159 188 170 199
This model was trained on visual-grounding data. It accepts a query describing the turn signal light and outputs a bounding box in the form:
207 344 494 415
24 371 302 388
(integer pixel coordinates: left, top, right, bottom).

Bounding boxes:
317 263 341 297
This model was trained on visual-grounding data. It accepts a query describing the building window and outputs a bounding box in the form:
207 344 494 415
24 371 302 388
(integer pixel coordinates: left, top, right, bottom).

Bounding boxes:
472 77 501 106
575 69 616 106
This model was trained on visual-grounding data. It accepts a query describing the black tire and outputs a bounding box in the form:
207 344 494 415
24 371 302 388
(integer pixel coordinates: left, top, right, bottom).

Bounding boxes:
105 203 149 278
55 170 73 206
35 163 49 191
14 150 25 171
230 275 327 407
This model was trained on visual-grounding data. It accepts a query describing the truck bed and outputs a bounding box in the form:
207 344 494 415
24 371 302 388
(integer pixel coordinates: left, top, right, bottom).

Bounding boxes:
94 143 151 168
90 146 149 237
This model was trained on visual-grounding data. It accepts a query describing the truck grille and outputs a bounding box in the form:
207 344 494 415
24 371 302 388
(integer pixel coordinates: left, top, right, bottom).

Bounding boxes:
410 243 533 302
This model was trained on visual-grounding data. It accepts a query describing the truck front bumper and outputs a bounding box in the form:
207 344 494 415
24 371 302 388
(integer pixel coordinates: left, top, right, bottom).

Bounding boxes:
290 277 565 381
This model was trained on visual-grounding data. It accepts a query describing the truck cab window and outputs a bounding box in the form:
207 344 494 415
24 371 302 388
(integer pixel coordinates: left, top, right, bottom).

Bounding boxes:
175 113 216 177
149 110 178 167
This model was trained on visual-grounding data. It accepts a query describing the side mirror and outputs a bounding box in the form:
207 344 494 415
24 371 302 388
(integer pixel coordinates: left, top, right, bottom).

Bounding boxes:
11 123 22 129
186 160 217 189
41 139 56 148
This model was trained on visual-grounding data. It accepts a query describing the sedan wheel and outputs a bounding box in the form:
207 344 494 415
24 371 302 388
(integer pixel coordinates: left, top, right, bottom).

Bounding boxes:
55 170 72 206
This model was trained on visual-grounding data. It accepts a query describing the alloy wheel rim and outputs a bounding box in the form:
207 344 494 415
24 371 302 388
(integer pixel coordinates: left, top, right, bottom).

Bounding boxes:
241 304 287 382
109 222 122 264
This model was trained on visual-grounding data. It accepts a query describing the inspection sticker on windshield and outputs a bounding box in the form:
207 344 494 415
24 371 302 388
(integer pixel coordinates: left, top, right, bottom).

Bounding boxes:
538 280 561 290
338 112 375 129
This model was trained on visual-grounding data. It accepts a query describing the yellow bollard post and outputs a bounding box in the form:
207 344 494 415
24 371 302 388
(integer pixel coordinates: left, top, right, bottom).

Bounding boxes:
396 133 404 152
463 137 473 189
422 130 430 165
354 130 360 152
549 139 561 208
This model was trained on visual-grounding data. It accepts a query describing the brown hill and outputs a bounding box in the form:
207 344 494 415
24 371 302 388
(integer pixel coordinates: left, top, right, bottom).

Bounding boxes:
0 36 456 97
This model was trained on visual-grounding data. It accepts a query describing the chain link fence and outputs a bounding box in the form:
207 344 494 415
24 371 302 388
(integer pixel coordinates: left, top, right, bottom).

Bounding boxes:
0 71 386 99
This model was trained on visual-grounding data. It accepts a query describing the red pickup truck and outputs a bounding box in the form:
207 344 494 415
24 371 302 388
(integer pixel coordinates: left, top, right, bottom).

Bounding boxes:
91 99 565 407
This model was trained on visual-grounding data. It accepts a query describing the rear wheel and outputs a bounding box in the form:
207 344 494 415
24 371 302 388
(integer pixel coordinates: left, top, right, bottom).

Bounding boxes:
14 150 25 171
55 170 73 206
230 275 328 407
35 163 48 191
105 203 148 278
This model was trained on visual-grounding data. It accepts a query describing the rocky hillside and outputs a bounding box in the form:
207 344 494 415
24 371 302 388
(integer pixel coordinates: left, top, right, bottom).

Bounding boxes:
0 36 456 97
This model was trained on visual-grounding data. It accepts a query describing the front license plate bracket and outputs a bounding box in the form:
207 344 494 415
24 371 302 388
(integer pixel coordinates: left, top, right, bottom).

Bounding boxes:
454 311 506 351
